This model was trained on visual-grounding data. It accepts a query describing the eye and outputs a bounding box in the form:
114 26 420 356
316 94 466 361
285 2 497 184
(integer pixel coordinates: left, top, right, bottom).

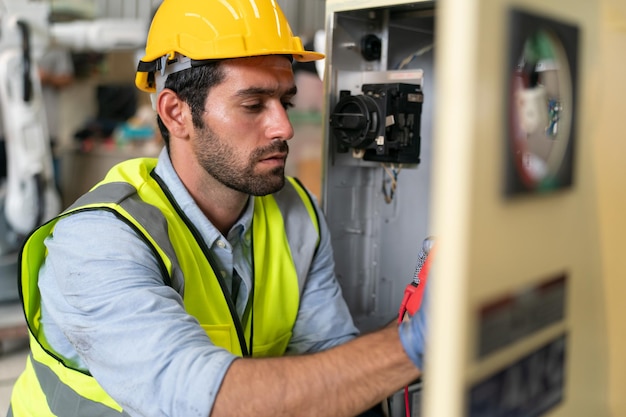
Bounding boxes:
281 100 295 110
243 102 264 112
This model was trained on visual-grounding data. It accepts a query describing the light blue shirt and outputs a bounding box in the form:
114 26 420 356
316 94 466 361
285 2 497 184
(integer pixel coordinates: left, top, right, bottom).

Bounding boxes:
38 148 358 417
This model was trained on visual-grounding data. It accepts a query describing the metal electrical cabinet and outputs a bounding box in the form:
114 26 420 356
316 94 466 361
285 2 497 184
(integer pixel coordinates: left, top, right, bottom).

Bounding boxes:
322 0 435 334
321 2 435 415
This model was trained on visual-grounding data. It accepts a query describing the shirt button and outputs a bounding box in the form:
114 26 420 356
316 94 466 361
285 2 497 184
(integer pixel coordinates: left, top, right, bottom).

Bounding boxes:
220 270 227 278
216 240 226 248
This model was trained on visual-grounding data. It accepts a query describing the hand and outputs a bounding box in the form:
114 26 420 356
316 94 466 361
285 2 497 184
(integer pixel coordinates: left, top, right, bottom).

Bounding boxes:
398 272 429 370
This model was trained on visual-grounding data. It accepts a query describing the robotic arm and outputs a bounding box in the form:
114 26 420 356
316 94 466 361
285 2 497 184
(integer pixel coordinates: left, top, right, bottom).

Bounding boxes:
50 18 148 53
0 0 145 236
0 7 60 235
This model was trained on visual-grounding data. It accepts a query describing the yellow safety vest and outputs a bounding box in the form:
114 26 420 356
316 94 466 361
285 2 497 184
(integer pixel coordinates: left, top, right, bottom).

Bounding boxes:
9 157 320 417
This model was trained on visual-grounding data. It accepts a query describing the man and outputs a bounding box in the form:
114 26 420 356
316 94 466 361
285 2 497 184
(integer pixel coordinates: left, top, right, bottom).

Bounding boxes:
8 1 428 416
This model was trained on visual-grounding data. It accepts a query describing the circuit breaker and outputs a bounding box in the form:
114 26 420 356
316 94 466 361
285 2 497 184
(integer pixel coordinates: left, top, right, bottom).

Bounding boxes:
330 82 424 164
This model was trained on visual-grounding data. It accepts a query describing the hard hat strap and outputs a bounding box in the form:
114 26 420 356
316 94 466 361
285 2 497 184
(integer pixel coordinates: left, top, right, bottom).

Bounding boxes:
155 53 193 96
144 53 295 97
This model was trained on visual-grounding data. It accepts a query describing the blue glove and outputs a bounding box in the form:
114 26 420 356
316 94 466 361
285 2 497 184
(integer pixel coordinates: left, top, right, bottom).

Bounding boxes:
398 236 435 369
398 272 429 370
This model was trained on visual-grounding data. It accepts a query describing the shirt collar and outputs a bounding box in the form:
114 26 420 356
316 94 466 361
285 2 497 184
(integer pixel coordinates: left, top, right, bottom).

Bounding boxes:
154 147 254 246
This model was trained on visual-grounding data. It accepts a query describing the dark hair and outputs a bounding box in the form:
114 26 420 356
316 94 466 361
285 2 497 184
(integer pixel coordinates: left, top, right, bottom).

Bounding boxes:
156 62 225 149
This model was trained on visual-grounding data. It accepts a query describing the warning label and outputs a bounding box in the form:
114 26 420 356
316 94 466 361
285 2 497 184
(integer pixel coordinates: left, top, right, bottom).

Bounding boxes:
477 274 566 358
468 334 566 417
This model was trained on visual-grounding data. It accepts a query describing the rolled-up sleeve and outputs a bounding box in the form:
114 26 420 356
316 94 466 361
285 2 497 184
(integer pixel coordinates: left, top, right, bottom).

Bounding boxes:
38 210 237 417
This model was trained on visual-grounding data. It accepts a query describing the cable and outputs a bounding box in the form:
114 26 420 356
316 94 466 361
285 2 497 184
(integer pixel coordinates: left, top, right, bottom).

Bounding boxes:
397 238 436 417
397 43 434 70
397 286 413 417
382 164 401 204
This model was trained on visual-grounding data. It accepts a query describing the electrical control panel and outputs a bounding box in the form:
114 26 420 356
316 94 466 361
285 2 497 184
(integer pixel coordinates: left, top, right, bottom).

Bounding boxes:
322 1 434 332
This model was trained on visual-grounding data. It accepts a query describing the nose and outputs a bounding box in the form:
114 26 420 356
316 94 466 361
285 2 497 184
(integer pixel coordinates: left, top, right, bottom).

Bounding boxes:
266 101 294 141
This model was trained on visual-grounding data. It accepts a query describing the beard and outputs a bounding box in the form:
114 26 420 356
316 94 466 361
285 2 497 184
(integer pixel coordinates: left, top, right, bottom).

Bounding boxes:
193 123 289 196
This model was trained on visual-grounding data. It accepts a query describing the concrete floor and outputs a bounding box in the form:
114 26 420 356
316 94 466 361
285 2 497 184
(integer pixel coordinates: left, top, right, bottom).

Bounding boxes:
0 302 28 415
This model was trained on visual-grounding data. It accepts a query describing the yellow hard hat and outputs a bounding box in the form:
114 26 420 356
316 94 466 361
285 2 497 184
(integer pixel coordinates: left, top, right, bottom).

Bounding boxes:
135 0 325 93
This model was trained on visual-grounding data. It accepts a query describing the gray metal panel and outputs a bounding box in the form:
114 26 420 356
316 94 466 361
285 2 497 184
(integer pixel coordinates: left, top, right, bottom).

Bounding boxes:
323 3 435 332
93 0 159 20
276 0 325 38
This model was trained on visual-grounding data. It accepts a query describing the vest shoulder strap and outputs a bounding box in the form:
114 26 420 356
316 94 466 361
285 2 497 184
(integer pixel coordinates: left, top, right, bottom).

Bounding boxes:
65 181 184 292
66 182 137 211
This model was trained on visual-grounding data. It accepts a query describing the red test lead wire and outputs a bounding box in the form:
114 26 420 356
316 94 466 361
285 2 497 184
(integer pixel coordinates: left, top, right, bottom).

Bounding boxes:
397 241 436 417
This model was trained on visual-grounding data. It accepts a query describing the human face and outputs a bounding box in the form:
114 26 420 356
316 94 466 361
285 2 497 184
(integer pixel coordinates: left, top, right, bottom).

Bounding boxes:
192 56 296 196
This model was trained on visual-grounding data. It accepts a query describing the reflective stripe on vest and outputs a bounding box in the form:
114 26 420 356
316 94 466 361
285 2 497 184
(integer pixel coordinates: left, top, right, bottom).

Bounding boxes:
67 182 185 291
8 342 128 417
30 353 130 416
11 157 320 416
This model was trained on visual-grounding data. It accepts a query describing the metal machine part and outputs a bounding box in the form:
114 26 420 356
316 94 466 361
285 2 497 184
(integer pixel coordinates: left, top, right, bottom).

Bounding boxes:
360 34 382 61
49 19 146 52
1 1 146 237
1 14 61 236
330 82 423 164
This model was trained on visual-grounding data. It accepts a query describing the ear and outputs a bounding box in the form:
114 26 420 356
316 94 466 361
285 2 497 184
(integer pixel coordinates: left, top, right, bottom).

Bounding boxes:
156 89 192 139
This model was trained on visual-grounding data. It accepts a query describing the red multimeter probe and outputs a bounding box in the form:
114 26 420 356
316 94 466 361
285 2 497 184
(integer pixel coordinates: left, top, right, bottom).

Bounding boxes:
399 242 435 320
397 240 436 417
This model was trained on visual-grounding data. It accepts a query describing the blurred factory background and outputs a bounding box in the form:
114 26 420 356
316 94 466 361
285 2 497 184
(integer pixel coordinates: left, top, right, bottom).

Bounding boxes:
0 0 329 303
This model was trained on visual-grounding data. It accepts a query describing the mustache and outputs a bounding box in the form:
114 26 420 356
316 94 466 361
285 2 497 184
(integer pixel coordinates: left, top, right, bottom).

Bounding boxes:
252 140 289 159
